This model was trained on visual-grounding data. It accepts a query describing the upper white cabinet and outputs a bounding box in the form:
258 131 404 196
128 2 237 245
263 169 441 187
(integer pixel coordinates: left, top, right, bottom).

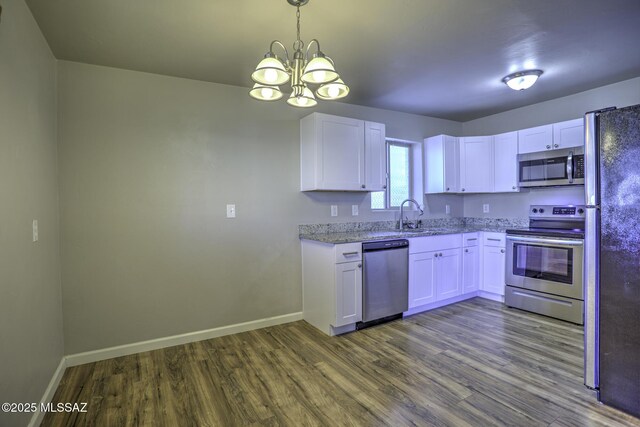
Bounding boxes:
553 118 584 150
459 136 494 193
518 124 553 154
424 135 459 194
300 113 385 191
518 118 584 154
365 121 387 191
493 131 519 192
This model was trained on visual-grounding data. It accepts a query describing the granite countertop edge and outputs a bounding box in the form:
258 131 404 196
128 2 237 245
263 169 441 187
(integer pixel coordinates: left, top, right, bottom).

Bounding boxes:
299 226 520 244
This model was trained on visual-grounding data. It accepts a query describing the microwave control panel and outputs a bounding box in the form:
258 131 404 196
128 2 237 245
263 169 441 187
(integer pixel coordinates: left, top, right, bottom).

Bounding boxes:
573 154 585 178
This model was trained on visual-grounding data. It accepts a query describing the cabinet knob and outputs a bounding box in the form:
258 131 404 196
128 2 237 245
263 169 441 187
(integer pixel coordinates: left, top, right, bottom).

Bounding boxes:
361 185 366 189
439 253 443 257
461 188 465 192
500 249 505 253
382 185 387 189
546 145 551 149
357 264 362 268
465 249 469 253
512 186 516 190
446 187 450 191
554 144 559 148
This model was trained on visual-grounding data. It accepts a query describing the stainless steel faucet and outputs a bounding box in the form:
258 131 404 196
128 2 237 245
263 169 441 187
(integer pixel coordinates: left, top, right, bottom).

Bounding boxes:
399 198 424 230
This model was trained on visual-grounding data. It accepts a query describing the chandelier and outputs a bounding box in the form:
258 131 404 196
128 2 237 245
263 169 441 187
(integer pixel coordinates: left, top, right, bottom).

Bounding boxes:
249 0 349 108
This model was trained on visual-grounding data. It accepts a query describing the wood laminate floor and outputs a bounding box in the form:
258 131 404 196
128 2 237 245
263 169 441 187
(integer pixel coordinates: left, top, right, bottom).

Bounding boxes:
42 298 640 426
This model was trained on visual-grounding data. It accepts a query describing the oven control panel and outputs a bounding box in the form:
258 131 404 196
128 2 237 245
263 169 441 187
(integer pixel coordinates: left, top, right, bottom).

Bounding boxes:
530 205 585 219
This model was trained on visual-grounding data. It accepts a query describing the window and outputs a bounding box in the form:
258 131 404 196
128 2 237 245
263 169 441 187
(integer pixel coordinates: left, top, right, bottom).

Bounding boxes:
371 141 413 209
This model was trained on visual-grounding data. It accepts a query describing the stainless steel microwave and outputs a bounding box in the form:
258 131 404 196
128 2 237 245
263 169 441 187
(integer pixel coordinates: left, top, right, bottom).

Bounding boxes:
517 147 584 188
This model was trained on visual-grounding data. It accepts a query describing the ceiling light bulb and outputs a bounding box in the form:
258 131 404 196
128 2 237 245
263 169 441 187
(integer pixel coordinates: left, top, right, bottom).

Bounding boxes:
312 70 326 82
264 69 278 83
327 85 340 98
297 96 308 106
260 87 274 99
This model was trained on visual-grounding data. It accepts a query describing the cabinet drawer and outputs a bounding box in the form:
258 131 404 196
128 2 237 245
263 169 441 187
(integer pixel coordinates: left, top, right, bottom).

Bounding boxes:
462 232 480 247
409 234 461 254
335 242 362 263
483 232 506 247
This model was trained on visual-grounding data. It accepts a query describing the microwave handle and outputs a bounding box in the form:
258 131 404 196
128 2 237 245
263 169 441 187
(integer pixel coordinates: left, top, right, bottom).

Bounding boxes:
567 150 573 183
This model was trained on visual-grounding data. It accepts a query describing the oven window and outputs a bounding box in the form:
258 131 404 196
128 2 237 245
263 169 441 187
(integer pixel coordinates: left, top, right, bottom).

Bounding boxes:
519 157 568 182
513 243 573 284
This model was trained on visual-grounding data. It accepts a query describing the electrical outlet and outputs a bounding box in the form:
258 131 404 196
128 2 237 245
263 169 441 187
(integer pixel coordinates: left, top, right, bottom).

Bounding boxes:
483 204 490 213
352 205 359 216
445 205 450 215
226 204 236 218
331 205 338 217
32 220 38 242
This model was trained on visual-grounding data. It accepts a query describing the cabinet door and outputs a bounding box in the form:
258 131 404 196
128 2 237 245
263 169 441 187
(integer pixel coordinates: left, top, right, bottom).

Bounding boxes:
553 118 584 150
493 131 519 192
462 246 480 294
460 136 494 193
365 121 386 191
334 261 362 327
424 135 459 194
518 124 553 154
436 248 462 300
408 252 436 308
482 246 506 295
317 115 365 190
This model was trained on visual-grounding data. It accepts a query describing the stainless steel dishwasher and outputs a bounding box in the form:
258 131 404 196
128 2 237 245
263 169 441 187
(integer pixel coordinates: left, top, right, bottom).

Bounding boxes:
357 239 409 329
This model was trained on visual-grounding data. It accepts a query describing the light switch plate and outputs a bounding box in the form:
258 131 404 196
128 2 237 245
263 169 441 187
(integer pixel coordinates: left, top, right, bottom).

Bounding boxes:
331 205 338 217
32 220 38 242
226 204 236 218
351 205 359 216
483 204 490 213
445 205 450 215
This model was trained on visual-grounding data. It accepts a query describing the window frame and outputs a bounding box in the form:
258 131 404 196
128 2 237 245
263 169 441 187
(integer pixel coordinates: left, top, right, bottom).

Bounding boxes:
372 138 419 211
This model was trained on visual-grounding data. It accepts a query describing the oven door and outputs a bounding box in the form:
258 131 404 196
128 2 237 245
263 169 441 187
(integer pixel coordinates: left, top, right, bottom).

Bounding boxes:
506 235 583 299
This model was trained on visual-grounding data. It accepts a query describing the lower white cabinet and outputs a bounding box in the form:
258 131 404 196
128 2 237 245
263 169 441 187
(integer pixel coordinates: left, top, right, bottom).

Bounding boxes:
481 232 506 297
408 235 462 310
335 261 363 327
301 240 362 335
462 245 480 294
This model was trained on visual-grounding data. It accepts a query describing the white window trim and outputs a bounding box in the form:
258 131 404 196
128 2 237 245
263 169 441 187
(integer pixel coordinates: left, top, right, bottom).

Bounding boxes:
372 137 423 211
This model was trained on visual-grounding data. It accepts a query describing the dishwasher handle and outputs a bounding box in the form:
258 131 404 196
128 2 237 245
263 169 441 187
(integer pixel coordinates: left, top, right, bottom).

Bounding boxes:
362 239 409 252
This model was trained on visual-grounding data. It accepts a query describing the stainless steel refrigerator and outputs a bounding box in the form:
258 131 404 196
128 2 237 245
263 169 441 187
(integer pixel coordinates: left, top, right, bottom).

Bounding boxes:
584 104 640 417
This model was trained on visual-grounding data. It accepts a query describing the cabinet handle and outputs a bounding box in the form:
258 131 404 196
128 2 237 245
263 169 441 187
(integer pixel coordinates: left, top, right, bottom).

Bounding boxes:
466 238 477 241
500 249 505 253
361 184 366 189
554 144 559 148
357 264 362 268
342 251 360 257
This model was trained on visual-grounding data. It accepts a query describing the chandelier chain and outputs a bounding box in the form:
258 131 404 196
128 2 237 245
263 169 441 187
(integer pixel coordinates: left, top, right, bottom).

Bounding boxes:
295 6 303 49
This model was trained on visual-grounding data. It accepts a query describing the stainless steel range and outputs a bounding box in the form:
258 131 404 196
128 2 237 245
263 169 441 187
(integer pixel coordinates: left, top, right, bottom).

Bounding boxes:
505 205 585 324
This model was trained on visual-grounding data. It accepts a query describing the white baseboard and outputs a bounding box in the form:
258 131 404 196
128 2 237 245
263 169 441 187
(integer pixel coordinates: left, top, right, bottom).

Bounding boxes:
403 291 479 317
478 291 505 302
65 312 303 367
28 357 67 427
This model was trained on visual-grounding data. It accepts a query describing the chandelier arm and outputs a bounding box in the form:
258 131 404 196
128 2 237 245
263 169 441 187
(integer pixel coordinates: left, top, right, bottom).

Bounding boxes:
269 40 292 66
305 39 321 58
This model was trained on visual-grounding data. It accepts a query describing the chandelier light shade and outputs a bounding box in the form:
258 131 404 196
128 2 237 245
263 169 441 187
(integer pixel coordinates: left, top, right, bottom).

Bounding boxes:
249 0 348 107
316 78 349 100
502 69 544 91
249 83 284 101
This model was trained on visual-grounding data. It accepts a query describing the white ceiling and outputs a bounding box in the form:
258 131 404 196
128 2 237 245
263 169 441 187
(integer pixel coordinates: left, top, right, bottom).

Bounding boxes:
25 0 640 121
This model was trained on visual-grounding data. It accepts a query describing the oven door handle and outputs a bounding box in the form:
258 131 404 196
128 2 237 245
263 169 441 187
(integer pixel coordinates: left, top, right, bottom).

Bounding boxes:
507 235 583 246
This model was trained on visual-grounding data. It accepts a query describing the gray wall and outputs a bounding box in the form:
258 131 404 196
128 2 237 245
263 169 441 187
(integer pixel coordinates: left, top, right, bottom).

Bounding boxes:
461 77 640 218
0 0 64 426
57 61 462 353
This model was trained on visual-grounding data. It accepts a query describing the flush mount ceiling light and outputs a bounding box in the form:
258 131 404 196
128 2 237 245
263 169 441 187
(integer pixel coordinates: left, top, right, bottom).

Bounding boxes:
249 0 349 107
502 69 544 91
